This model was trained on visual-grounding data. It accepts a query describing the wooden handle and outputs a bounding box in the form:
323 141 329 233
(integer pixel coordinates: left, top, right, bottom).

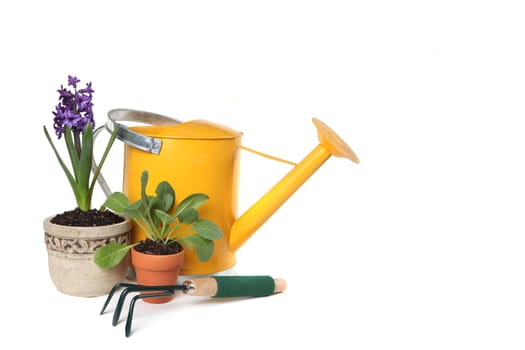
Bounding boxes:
184 277 218 296
273 278 287 293
184 276 286 297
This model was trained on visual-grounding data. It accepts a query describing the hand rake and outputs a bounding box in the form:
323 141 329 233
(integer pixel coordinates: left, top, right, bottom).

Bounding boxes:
100 275 286 337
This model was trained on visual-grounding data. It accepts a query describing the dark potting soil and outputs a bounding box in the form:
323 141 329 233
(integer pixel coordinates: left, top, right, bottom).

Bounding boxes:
51 208 125 226
51 209 182 255
135 239 183 255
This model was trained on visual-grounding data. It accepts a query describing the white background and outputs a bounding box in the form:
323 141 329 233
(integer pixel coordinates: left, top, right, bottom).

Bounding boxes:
1 0 524 349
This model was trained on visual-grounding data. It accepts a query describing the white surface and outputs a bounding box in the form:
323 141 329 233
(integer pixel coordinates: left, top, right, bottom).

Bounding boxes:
1 1 524 349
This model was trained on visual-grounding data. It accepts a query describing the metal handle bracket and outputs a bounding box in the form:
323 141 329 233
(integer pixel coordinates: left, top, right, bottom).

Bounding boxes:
106 108 182 155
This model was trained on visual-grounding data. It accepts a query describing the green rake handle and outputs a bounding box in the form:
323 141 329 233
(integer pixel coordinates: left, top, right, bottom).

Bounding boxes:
183 275 286 298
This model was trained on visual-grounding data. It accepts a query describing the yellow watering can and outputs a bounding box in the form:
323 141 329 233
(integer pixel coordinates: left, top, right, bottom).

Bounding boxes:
96 109 359 276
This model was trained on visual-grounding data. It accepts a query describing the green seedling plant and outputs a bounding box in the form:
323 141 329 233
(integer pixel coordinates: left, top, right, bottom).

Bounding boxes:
94 170 223 269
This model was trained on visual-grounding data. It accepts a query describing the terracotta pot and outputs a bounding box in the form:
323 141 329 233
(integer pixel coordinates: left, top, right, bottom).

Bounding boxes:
44 216 132 297
131 246 185 304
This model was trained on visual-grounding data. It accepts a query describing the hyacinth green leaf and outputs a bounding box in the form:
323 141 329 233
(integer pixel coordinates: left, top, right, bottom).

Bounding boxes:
77 122 94 198
180 235 214 262
63 126 80 180
94 243 132 269
173 193 209 217
193 219 223 240
43 125 82 203
178 207 199 224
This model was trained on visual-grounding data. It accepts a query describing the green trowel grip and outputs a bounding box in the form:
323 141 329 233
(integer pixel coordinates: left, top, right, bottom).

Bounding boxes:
185 276 286 298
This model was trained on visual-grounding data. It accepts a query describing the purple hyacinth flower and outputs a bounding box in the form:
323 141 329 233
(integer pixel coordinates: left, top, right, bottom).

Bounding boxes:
52 76 95 137
68 75 80 88
78 82 94 95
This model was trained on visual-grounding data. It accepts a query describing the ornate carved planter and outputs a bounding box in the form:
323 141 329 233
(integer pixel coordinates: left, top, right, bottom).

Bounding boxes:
44 216 132 297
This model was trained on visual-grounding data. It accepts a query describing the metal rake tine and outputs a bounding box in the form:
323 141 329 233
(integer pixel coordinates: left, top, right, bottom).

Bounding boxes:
112 284 186 326
100 282 136 315
124 290 175 337
112 284 147 326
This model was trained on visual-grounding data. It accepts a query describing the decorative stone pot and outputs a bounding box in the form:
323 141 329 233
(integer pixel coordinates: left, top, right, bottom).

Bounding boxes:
131 246 185 304
44 216 132 297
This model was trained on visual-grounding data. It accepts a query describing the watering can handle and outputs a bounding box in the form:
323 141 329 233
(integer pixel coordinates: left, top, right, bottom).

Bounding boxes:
105 108 183 154
92 109 182 197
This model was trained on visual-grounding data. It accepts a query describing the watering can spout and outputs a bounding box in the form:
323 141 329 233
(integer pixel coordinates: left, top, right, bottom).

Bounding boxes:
229 118 359 252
